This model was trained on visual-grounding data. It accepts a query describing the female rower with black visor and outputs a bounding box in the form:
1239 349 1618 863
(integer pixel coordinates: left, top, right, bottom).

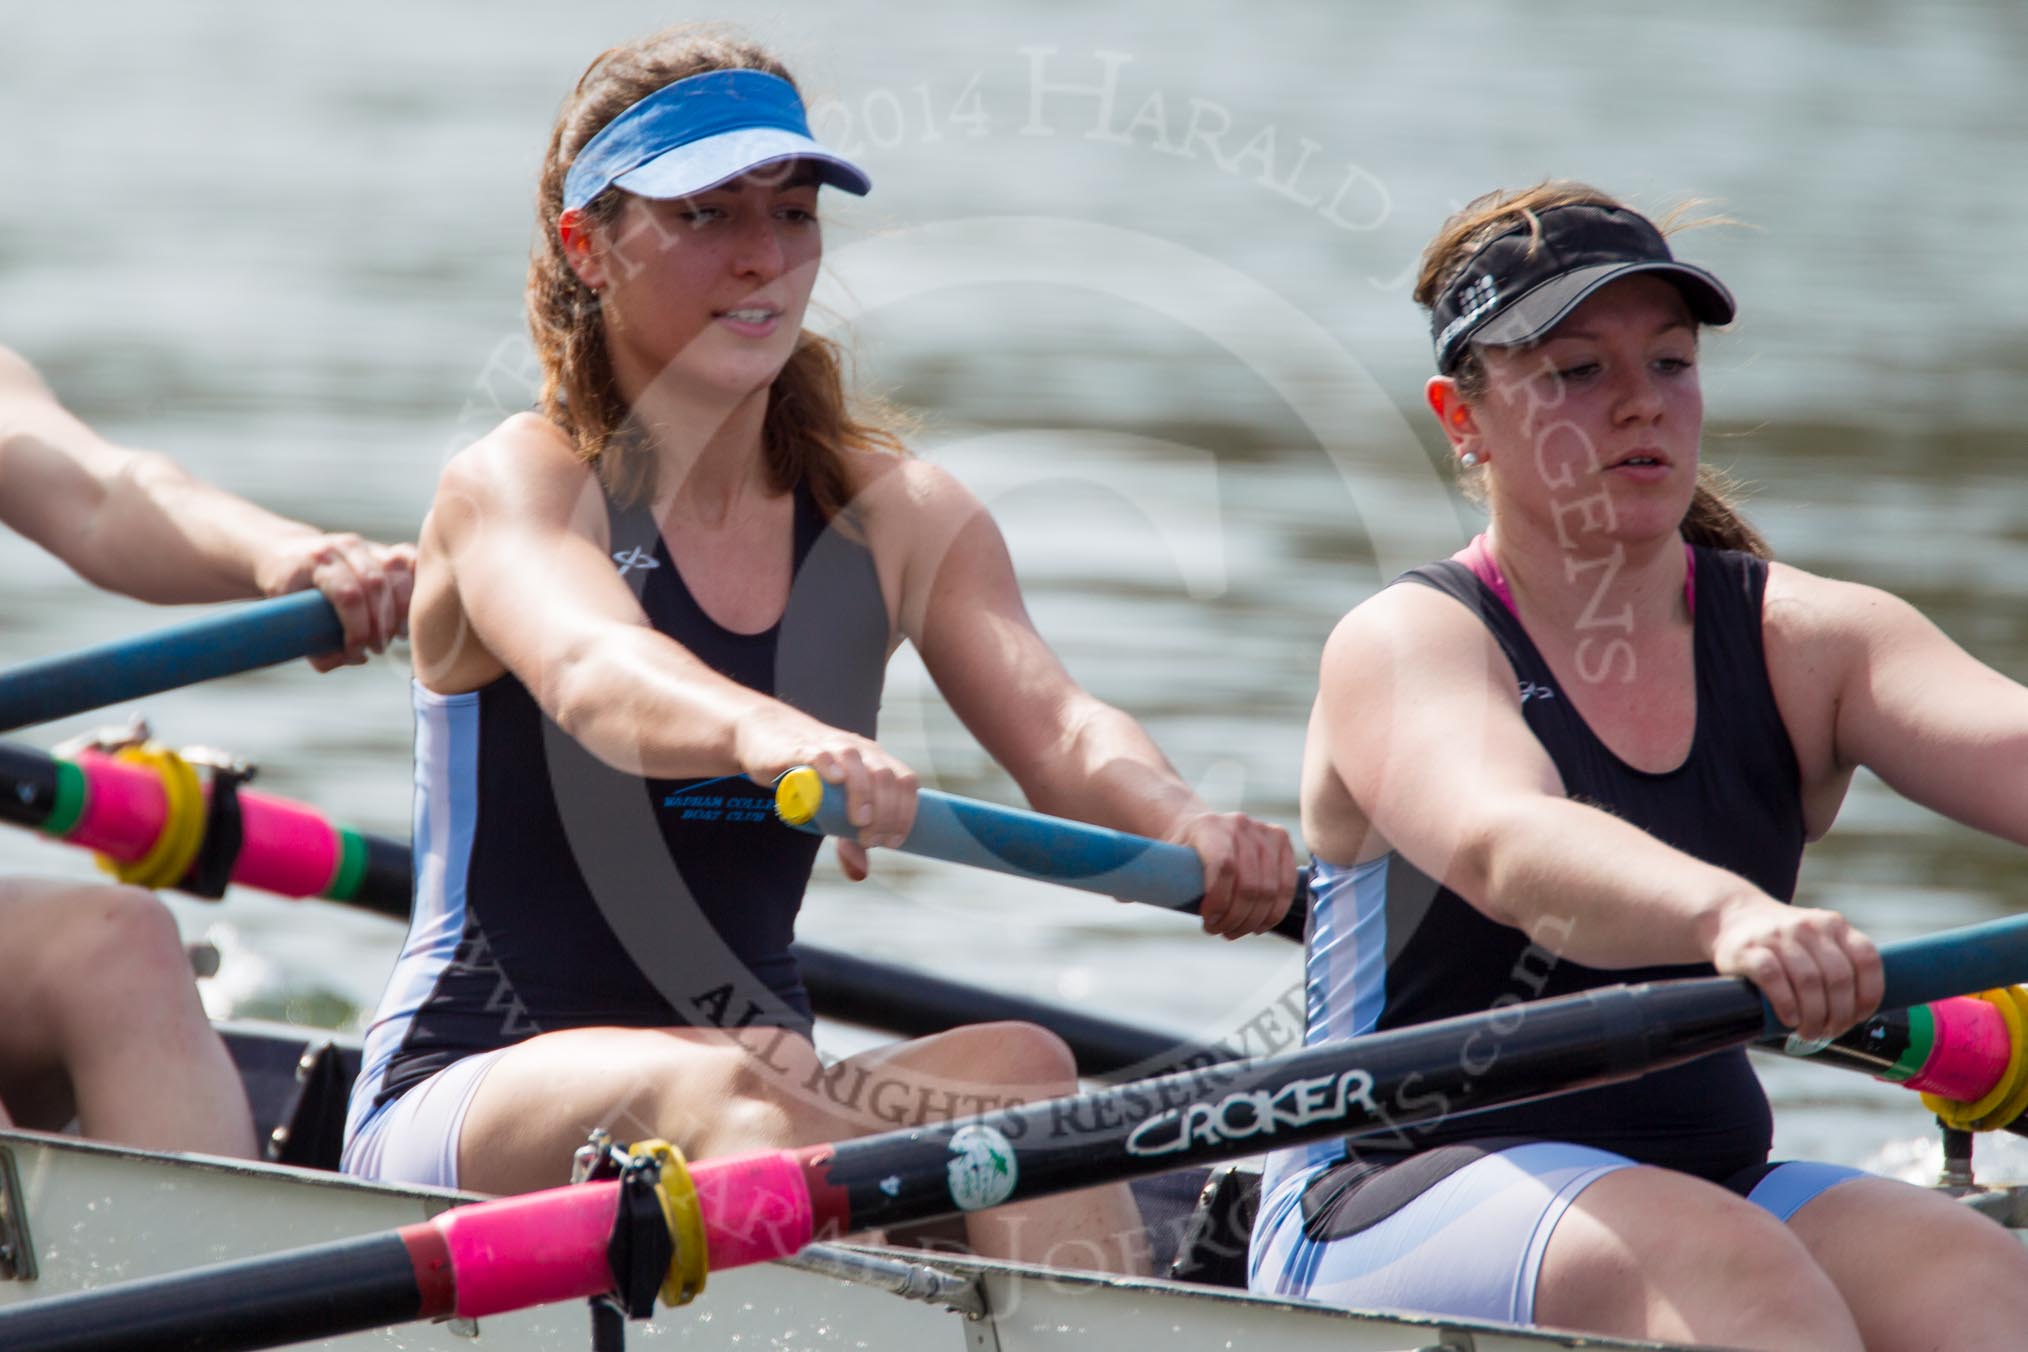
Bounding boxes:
1251 182 2028 1348
340 27 1294 1274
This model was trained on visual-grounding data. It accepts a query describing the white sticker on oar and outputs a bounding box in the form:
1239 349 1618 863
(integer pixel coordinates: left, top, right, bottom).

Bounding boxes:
946 1124 1018 1211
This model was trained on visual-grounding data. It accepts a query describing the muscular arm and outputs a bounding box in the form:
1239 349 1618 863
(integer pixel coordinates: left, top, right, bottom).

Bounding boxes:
893 463 1293 933
1770 563 2028 846
423 418 912 829
1320 583 1876 1033
0 347 409 657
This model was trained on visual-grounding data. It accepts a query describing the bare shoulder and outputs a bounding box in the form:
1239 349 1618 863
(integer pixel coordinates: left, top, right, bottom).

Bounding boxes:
836 447 993 577
838 445 971 523
0 347 77 448
1761 559 1931 666
427 414 605 541
1321 576 1497 686
435 412 584 502
0 346 49 399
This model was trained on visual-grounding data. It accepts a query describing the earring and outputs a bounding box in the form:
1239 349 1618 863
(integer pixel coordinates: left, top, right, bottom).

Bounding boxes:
1460 451 1481 468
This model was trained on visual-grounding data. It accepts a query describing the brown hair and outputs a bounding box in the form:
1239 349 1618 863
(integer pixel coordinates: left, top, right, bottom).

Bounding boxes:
1413 181 1767 558
527 26 906 513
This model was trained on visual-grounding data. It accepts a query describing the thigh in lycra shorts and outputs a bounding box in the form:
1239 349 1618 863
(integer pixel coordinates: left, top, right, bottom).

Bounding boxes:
341 1049 508 1192
1248 1138 1861 1326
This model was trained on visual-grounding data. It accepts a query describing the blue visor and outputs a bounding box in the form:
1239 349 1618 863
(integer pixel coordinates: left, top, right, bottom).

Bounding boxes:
562 68 871 213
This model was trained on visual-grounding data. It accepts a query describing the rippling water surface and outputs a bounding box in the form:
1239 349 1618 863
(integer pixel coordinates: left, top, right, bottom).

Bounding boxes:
2 1 2026 1179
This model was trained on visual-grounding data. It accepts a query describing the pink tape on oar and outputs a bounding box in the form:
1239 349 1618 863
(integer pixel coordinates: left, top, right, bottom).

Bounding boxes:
437 1179 621 1318
67 751 166 860
1906 996 2012 1100
692 1150 817 1271
67 749 342 897
234 791 341 897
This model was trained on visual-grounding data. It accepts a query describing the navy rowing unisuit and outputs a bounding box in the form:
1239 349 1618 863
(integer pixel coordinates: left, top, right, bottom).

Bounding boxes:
342 480 887 1183
1250 542 1863 1325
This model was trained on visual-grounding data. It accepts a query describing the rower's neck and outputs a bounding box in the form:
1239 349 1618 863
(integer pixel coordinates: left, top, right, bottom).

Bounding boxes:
626 381 777 527
1478 519 1691 634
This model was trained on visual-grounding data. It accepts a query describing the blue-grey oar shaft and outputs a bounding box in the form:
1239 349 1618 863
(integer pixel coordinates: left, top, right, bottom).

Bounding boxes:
774 767 1311 940
787 772 1205 905
1753 917 2028 1035
0 592 344 732
1874 913 2028 1018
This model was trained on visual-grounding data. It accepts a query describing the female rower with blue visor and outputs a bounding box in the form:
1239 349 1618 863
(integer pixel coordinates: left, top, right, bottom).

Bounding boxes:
1253 182 2028 1348
340 27 1295 1272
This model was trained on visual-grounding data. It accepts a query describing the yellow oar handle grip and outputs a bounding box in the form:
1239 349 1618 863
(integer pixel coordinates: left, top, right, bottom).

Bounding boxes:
773 766 826 829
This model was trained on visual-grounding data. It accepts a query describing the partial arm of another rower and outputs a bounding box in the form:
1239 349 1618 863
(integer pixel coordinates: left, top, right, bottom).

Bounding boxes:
0 346 412 668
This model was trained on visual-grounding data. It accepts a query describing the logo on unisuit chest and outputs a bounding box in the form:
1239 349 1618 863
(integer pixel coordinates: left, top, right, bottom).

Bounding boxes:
1518 680 1557 703
613 546 660 577
1124 1067 1379 1158
945 1123 1018 1211
660 782 774 824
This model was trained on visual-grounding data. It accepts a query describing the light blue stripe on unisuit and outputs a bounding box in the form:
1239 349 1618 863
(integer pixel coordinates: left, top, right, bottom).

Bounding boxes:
345 683 481 1145
1262 856 1393 1197
1345 855 1391 1038
1306 855 1391 1044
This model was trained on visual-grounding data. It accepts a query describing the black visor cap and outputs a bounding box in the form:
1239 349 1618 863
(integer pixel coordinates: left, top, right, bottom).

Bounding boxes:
1430 203 1735 375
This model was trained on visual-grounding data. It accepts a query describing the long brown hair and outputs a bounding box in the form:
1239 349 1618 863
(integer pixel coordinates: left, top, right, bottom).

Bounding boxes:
527 26 906 513
1413 181 1768 558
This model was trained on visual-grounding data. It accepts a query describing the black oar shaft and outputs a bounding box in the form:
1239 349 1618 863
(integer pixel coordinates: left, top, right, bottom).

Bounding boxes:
0 1232 434 1352
0 742 62 831
811 976 1767 1234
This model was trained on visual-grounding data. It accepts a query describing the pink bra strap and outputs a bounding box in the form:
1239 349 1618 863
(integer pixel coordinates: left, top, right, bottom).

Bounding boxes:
1459 534 1695 621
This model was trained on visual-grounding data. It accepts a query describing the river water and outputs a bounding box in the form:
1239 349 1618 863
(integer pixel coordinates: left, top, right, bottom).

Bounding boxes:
2 1 2026 1182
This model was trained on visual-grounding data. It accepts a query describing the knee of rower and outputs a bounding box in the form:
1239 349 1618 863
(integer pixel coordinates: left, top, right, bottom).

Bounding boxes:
26 885 203 1053
42 885 190 996
970 1021 1079 1096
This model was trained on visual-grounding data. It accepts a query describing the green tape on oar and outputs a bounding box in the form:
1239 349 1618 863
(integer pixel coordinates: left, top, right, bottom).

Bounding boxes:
40 759 87 837
324 829 369 901
1883 1002 1937 1083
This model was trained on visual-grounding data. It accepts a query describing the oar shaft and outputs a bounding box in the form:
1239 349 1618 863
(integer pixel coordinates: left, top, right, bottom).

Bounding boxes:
792 976 1765 1239
774 767 1309 941
0 737 408 917
1880 915 2028 1013
0 591 344 733
0 1231 437 1352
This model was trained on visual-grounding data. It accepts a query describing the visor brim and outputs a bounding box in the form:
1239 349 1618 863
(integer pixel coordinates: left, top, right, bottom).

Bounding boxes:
609 127 871 202
1472 261 1736 352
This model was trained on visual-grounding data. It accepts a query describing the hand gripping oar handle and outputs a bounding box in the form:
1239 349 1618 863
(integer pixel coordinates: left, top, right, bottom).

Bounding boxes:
0 590 346 733
773 765 1309 941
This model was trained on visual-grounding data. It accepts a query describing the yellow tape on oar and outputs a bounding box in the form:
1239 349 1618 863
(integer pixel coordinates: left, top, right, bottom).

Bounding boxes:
1924 986 2028 1131
629 1138 708 1307
95 743 207 890
773 766 825 828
